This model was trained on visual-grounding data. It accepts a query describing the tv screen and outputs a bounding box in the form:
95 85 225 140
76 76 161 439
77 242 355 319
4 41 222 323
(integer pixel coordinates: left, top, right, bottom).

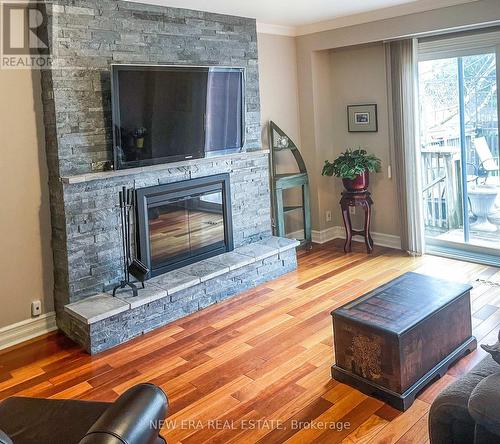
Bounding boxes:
111 65 245 170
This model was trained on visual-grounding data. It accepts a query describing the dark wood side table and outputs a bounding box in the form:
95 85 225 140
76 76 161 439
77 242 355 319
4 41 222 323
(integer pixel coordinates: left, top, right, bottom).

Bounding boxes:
340 191 373 253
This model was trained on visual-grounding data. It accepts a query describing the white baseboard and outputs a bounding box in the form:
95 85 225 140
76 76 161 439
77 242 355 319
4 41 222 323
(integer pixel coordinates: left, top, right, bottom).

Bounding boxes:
288 226 401 250
311 227 344 244
369 232 402 250
286 229 307 240
286 227 343 244
0 312 57 351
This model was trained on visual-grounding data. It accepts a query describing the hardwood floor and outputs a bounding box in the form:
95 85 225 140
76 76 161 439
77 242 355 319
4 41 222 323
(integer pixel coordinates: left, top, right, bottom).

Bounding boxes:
1 240 499 443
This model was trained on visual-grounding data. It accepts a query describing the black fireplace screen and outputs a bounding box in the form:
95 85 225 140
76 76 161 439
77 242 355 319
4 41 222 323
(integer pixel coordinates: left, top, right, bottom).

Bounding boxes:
135 174 233 277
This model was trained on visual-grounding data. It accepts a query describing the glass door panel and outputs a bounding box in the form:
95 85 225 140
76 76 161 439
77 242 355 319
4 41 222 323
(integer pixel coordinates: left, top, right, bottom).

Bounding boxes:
188 191 225 251
148 199 190 267
419 57 462 240
463 53 499 247
418 51 500 257
148 191 227 269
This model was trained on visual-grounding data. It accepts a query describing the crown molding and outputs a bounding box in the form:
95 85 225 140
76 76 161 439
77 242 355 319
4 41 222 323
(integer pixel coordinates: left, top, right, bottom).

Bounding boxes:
257 0 479 37
256 22 297 36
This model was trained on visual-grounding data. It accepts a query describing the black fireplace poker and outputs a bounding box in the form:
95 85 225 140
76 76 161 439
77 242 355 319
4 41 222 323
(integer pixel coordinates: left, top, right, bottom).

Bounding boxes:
112 186 149 297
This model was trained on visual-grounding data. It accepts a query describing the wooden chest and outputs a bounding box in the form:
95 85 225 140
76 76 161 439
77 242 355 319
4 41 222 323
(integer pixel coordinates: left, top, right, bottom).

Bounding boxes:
331 272 476 410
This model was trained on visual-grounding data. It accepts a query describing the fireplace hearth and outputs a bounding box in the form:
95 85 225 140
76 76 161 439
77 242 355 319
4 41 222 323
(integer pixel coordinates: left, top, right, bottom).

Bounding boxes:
135 174 234 277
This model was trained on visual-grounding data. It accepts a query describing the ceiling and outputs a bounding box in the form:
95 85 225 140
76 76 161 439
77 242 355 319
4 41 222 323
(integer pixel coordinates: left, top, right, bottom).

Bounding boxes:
126 0 477 34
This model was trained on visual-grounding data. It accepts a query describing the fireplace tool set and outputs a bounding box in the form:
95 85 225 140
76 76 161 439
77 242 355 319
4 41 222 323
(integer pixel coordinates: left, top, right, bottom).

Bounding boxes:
112 187 150 297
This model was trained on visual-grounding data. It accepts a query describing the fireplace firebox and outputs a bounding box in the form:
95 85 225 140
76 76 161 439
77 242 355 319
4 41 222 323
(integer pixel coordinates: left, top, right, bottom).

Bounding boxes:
135 174 233 277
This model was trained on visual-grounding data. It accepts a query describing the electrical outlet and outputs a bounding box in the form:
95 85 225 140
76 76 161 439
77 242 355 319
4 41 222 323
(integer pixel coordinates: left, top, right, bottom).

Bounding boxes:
31 300 41 317
349 207 356 216
326 210 332 222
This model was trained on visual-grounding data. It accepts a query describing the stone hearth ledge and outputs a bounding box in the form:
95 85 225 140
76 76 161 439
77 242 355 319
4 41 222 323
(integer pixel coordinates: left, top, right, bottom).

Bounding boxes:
65 236 299 326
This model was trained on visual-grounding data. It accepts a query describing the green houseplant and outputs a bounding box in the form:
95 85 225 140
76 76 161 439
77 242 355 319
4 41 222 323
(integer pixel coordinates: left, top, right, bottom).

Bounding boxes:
322 149 381 192
133 127 147 149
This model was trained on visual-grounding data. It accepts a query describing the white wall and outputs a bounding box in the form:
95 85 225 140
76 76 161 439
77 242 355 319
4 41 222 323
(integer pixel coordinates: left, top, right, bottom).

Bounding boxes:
258 33 304 234
257 33 301 149
0 69 54 329
327 44 398 235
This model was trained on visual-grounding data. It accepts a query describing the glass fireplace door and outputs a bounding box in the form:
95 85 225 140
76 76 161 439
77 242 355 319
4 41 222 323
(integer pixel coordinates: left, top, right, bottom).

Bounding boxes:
148 191 225 270
136 173 233 277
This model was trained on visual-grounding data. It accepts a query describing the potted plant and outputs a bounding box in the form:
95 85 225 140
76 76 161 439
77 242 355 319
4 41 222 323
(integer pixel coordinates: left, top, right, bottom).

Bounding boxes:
322 148 381 192
133 127 147 149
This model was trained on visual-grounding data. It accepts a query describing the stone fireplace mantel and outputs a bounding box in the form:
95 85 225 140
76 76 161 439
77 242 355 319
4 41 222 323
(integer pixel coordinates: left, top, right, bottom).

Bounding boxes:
60 150 270 185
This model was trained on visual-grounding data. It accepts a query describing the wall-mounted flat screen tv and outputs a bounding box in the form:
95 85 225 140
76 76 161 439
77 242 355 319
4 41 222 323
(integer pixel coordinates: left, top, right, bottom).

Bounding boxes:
111 64 245 170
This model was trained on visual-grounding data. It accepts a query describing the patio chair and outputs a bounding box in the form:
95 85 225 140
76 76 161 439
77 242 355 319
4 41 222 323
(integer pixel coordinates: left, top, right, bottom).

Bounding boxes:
474 137 499 183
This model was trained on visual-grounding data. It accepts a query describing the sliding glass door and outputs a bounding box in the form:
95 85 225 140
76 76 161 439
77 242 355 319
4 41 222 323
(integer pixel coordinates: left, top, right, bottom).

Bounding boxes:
418 39 500 264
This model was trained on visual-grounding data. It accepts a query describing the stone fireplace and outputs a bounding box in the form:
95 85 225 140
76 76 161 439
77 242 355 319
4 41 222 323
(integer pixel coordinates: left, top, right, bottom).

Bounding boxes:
136 173 233 276
38 0 299 353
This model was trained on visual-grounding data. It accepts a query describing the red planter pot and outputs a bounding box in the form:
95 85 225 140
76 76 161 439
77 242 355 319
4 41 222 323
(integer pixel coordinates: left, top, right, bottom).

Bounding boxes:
342 170 369 192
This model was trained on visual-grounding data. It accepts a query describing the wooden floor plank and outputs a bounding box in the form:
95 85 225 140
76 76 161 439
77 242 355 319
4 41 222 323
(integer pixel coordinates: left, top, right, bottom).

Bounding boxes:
0 239 497 443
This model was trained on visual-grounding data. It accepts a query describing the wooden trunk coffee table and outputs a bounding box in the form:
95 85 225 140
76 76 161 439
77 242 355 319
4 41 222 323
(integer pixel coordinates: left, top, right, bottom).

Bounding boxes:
331 272 476 411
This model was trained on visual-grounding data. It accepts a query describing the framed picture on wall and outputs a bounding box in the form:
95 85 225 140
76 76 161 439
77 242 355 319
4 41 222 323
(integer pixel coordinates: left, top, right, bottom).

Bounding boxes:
347 104 378 132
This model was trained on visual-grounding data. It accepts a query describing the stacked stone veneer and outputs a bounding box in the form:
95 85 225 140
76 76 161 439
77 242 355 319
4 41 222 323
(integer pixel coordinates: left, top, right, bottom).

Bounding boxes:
60 153 272 304
41 0 261 176
37 0 298 350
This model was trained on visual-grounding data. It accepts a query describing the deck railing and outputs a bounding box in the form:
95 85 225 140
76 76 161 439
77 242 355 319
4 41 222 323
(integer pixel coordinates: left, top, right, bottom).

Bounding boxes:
422 149 455 230
421 131 499 230
421 137 466 231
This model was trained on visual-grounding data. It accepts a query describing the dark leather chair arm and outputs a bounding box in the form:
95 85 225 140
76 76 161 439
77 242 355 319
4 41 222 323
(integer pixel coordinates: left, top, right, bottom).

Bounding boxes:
0 429 12 444
79 383 168 444
468 373 500 439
